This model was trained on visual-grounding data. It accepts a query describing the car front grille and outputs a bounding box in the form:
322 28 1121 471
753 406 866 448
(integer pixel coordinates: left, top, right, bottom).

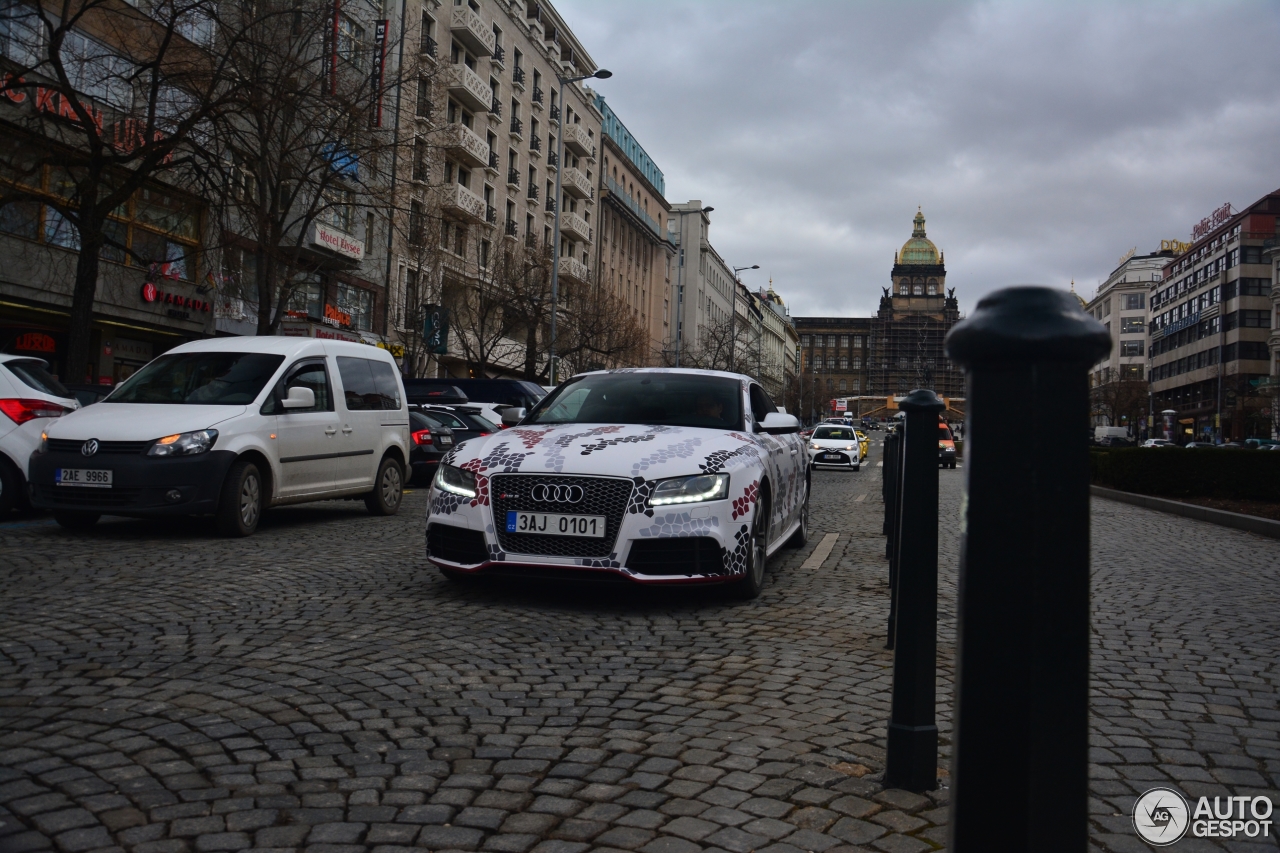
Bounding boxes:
814 451 851 463
626 537 725 576
48 439 149 455
426 523 489 565
33 484 144 507
490 474 632 558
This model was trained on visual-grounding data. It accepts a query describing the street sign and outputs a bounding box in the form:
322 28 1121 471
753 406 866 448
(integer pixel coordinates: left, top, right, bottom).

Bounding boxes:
422 304 449 355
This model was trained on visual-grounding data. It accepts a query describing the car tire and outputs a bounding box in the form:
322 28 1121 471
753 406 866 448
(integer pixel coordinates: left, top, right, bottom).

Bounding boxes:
729 494 769 600
217 458 263 538
53 510 99 530
365 456 403 516
785 480 809 549
0 457 21 514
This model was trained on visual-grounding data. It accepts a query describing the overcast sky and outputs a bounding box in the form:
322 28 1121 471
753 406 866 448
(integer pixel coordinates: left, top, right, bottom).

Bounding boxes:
556 0 1280 318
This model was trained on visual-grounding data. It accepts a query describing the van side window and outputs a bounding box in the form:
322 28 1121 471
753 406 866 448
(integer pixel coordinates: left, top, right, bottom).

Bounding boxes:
337 357 401 411
261 359 332 414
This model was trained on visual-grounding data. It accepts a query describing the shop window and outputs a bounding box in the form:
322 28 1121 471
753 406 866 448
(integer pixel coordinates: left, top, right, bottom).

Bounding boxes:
288 277 324 318
337 282 373 331
0 200 39 240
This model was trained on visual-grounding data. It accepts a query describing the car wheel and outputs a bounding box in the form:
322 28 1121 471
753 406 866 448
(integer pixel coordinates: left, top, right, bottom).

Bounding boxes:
785 480 809 549
53 511 99 530
729 494 769 600
0 457 21 514
365 456 403 516
217 458 262 537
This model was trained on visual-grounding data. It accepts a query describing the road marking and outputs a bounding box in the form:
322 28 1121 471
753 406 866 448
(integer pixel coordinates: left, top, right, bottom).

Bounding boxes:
801 533 839 569
877 461 883 467
854 493 866 503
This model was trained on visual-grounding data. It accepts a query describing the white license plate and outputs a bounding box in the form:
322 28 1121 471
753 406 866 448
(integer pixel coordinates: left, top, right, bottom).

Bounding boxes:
821 453 842 460
56 468 113 488
506 511 605 537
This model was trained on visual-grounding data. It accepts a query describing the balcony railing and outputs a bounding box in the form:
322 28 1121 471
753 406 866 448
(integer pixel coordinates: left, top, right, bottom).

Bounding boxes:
486 205 497 224
509 117 523 137
420 34 437 58
531 87 544 104
547 151 558 167
559 255 589 285
450 6 495 56
529 134 541 153
443 63 491 113
490 98 501 117
563 122 592 157
527 184 539 200
545 198 556 213
493 45 505 64
505 220 518 237
562 166 592 199
604 175 663 239
506 169 520 187
549 104 560 122
512 66 525 85
560 210 592 243
439 182 487 224
487 150 499 170
438 121 489 168
526 234 539 250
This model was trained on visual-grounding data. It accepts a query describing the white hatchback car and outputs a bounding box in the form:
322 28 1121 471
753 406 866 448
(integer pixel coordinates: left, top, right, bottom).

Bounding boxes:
424 368 809 599
29 337 410 536
808 423 862 470
0 354 79 513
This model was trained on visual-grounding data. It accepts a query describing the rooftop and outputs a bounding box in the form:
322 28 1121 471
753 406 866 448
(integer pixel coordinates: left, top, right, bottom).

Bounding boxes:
595 95 665 198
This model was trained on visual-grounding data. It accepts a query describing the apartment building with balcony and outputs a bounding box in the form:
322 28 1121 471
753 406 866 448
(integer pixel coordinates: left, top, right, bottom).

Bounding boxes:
1084 249 1170 431
667 202 736 367
388 0 603 378
1148 189 1279 442
594 94 673 362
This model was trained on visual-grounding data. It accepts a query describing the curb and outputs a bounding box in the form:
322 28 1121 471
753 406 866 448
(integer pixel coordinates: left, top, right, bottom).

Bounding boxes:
1091 486 1280 541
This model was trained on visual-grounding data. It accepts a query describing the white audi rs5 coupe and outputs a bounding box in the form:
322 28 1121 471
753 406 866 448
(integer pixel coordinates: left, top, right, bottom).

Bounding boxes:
423 369 810 598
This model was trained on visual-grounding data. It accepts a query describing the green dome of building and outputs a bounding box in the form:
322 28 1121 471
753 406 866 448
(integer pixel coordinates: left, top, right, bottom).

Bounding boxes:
897 207 940 266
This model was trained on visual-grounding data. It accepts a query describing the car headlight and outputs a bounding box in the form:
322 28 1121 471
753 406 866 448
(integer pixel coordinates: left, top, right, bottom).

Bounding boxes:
148 429 218 457
809 442 820 450
434 463 477 498
648 473 730 507
844 444 855 451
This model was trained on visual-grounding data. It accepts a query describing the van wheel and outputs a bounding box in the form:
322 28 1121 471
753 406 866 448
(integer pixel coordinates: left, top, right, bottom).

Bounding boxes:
53 511 99 530
366 457 403 516
217 459 262 537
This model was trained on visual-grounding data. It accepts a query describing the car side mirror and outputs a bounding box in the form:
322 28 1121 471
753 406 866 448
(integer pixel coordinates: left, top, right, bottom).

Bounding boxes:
501 406 527 426
281 386 315 410
759 412 801 435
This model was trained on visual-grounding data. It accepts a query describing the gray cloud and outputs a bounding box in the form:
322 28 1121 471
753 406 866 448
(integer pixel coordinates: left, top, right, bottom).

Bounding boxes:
560 0 1280 316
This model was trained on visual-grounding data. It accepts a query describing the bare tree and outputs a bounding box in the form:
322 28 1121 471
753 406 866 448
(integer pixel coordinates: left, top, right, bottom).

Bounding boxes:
660 311 751 373
556 277 648 377
1091 375 1148 430
0 0 254 377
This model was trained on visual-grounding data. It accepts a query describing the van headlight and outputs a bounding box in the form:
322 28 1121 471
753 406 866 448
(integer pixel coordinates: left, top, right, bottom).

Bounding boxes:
435 464 477 498
648 473 730 507
148 429 218 456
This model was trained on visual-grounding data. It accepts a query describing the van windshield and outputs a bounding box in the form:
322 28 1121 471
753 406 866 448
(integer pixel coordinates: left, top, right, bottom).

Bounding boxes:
527 373 743 430
106 352 284 405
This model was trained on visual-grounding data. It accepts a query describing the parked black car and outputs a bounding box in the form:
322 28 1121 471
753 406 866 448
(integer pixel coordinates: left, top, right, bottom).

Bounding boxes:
402 382 468 406
413 405 498 446
404 378 545 410
408 410 455 484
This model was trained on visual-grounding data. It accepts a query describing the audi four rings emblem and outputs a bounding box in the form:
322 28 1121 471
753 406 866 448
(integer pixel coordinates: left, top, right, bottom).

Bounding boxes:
531 484 585 503
81 439 99 457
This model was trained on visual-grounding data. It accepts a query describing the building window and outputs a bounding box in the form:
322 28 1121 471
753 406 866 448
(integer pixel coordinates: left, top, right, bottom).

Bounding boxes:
1120 340 1144 357
288 275 324 318
827 357 836 369
839 335 849 347
337 15 365 69
336 282 373 331
839 380 846 392
408 201 424 245
851 379 860 393
839 357 849 369
853 335 863 348
800 335 810 346
1120 317 1145 334
852 358 861 369
1122 293 1144 310
1241 309 1270 328
913 283 923 295
827 335 836 347
1121 365 1143 380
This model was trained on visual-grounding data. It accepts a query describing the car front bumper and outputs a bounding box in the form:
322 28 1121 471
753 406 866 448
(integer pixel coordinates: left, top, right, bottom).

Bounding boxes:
28 449 237 516
809 450 857 467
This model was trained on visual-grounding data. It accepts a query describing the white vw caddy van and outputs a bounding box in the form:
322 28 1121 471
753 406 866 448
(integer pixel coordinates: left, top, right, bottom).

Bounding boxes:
28 337 410 536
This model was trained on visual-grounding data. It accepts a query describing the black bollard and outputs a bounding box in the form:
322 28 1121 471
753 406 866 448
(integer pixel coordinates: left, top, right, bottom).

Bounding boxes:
944 287 1110 852
883 431 902 649
884 388 944 792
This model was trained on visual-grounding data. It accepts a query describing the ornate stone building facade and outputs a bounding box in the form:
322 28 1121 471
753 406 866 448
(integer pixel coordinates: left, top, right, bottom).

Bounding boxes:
795 209 962 421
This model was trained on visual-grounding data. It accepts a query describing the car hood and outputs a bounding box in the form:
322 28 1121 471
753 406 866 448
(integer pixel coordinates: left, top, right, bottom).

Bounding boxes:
440 422 768 479
45 404 247 442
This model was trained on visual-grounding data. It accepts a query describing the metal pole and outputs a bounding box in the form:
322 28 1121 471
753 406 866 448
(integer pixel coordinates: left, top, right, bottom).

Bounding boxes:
884 388 943 791
674 222 684 367
548 75 568 385
729 275 737 372
944 286 1109 852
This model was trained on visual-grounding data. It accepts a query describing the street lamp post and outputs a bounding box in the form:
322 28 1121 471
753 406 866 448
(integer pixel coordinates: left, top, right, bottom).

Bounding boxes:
729 264 759 373
548 67 611 385
673 205 713 368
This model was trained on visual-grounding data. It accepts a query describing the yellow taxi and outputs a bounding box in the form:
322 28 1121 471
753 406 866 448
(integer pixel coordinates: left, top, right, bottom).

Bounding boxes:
854 429 870 460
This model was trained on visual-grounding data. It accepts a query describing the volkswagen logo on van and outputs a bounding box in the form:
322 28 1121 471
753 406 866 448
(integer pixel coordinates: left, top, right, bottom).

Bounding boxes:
530 483 585 504
81 439 100 457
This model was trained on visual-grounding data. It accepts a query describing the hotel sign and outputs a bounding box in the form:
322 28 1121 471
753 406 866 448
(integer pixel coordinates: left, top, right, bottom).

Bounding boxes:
309 222 365 260
1191 203 1232 241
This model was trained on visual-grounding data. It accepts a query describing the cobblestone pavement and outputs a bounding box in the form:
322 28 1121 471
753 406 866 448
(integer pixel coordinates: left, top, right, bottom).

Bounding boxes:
0 441 1276 853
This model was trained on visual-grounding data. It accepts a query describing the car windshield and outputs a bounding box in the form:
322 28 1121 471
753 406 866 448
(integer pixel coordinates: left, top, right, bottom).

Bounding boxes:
527 373 743 429
814 427 855 440
106 352 284 405
5 359 70 398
